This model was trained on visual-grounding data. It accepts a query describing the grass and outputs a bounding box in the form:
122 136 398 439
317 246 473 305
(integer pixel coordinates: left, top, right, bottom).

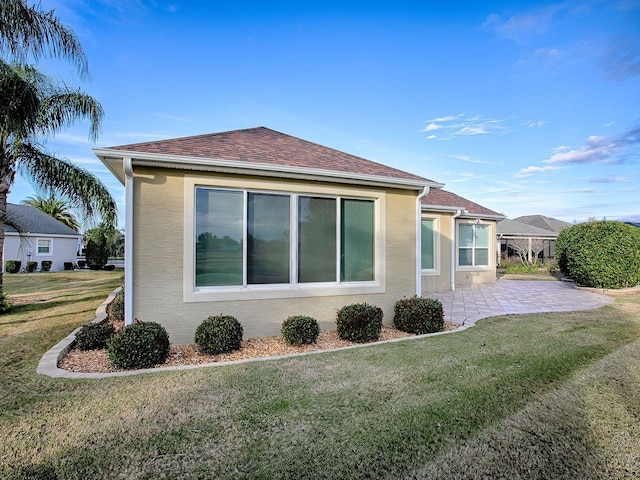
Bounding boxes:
1 272 639 479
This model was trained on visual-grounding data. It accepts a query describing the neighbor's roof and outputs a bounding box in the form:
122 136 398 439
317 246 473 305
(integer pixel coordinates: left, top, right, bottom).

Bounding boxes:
497 218 559 237
4 204 81 236
95 127 440 190
513 215 572 233
421 189 503 218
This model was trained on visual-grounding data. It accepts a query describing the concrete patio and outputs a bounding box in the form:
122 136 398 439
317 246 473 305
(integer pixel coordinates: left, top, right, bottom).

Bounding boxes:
430 279 613 326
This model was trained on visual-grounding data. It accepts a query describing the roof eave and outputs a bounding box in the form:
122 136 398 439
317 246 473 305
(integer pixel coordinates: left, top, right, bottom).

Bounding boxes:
421 204 504 219
94 149 441 191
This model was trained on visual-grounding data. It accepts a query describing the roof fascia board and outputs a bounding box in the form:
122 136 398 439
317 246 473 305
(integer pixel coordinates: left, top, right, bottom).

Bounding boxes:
94 149 442 191
4 232 82 239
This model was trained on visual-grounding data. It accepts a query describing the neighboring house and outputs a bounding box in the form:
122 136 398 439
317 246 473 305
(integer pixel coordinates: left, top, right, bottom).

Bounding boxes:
95 127 499 344
3 203 81 272
421 189 503 292
497 215 572 262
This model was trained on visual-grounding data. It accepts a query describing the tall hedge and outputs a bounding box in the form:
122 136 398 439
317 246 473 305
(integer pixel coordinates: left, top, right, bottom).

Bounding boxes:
556 221 640 289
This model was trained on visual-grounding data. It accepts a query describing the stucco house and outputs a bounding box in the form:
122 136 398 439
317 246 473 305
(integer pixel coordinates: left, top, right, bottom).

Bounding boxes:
95 127 501 344
421 189 503 292
3 203 81 272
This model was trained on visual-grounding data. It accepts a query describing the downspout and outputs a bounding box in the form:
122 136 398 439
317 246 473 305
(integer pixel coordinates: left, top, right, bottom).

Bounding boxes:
415 186 430 296
123 157 134 326
450 209 463 291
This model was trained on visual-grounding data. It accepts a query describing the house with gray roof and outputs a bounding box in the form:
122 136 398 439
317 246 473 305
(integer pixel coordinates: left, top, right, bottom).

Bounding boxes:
3 204 81 272
497 215 572 263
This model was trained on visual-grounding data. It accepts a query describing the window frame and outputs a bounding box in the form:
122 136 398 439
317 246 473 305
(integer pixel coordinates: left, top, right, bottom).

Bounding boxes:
456 220 493 270
184 176 386 302
36 238 52 256
420 216 440 275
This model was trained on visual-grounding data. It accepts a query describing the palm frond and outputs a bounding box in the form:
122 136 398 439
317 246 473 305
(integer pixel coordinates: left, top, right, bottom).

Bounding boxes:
38 90 104 142
22 193 80 231
16 142 117 228
0 0 89 78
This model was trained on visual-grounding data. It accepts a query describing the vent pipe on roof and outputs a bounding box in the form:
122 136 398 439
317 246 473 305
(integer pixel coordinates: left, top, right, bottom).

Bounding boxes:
123 157 134 326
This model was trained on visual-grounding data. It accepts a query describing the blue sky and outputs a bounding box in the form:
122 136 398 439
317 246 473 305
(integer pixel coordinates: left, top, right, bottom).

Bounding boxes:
11 0 640 227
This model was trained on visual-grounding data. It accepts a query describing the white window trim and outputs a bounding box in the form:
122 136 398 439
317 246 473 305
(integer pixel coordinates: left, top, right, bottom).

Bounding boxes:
36 238 53 257
456 220 493 271
420 216 440 276
183 175 386 303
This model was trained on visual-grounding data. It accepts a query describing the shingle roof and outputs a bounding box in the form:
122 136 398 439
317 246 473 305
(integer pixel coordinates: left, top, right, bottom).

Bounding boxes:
421 189 502 217
106 127 433 184
513 215 572 233
4 204 81 236
497 218 558 237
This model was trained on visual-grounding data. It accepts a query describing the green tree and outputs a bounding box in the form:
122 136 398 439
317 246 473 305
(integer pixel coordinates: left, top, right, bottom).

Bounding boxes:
0 0 117 312
22 193 81 231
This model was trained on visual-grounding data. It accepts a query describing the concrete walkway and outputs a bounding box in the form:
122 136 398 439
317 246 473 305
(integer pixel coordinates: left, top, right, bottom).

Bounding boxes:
430 279 612 326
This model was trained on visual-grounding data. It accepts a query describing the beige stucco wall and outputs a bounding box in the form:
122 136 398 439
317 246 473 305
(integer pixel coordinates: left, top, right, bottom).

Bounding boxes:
421 213 498 293
131 167 419 345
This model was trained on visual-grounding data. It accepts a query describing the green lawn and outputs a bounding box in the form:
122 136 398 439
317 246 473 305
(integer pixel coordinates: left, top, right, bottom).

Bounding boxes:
1 272 639 479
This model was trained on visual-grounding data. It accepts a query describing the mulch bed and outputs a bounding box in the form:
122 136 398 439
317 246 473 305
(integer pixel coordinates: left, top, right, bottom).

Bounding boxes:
59 321 459 374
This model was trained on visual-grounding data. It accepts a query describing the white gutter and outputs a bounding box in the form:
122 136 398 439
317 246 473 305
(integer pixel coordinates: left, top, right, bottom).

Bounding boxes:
123 157 134 326
415 186 430 296
451 209 463 291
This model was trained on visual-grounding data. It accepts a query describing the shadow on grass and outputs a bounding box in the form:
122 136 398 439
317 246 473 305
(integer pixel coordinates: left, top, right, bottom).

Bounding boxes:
1 294 107 326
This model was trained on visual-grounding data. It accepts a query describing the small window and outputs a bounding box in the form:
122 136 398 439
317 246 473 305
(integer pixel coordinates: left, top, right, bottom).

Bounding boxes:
421 218 435 270
37 239 51 255
459 223 489 267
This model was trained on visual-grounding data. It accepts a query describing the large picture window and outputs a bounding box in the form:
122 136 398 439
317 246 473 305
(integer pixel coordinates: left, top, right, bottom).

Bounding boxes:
194 187 376 288
459 223 490 267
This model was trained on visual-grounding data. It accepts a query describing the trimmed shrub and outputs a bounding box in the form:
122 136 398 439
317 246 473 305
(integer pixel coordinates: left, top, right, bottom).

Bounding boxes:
281 315 320 345
393 295 444 334
195 315 243 355
103 264 116 271
64 262 74 270
77 260 86 269
0 292 11 314
26 261 38 273
75 321 115 350
5 260 21 274
556 221 640 289
109 290 125 322
41 260 52 272
107 321 170 369
336 303 383 343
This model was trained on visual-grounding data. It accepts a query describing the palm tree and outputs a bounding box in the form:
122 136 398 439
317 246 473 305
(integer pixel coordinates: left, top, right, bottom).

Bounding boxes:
0 1 117 311
22 194 81 231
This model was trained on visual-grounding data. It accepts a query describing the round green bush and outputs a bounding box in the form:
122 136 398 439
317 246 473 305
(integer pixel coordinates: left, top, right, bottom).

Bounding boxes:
26 261 38 273
556 221 640 289
393 295 444 334
281 315 320 345
336 303 383 343
41 260 52 272
195 315 243 355
5 260 21 274
75 321 115 350
107 321 170 369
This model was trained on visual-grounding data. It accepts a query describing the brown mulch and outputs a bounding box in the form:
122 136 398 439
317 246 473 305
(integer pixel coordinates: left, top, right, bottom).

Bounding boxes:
59 321 459 374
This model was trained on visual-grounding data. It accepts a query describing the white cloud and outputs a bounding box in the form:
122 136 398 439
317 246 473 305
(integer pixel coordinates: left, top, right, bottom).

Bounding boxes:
515 165 562 177
521 120 547 128
482 4 563 43
590 175 627 183
544 125 640 165
447 154 503 166
422 114 509 140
